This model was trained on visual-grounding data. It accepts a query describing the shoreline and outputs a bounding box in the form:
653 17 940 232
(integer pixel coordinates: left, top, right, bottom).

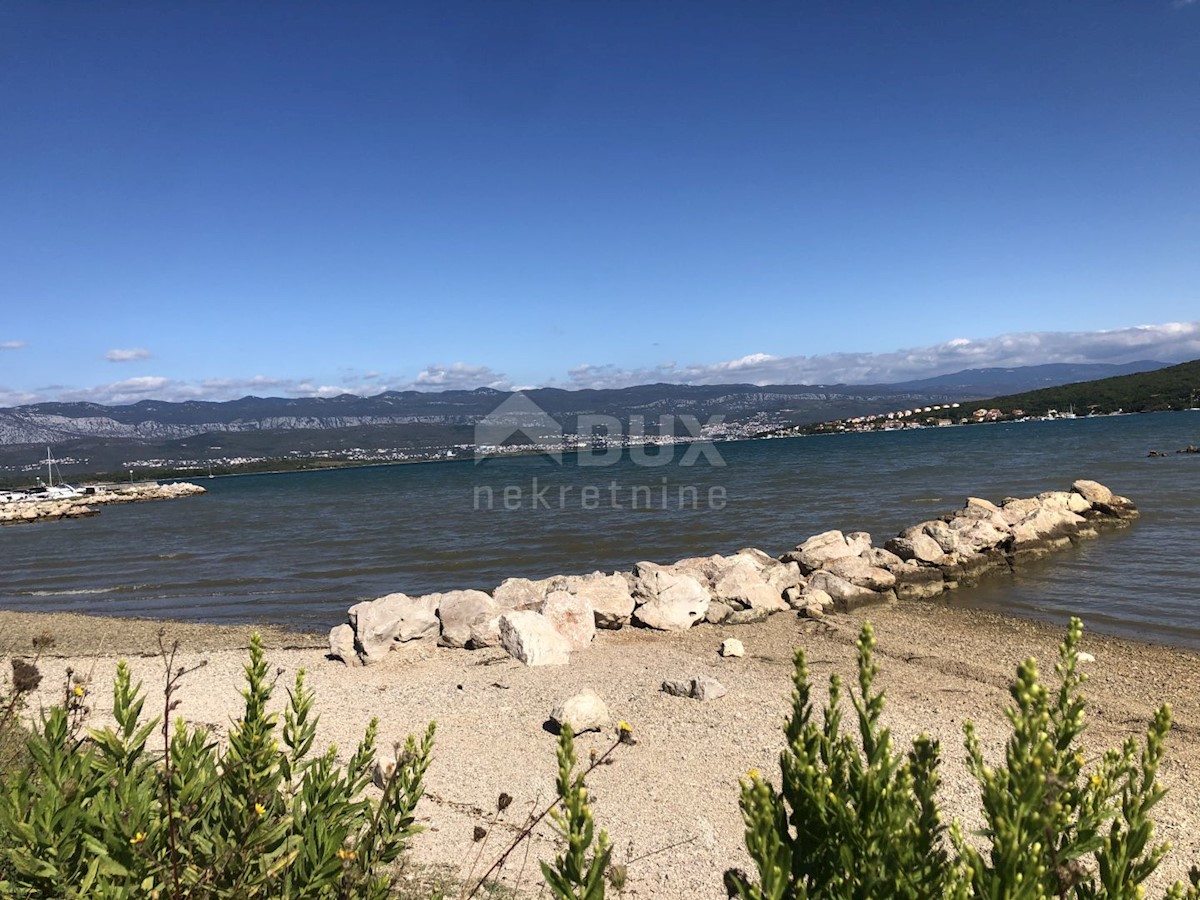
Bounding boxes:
6 600 1200 899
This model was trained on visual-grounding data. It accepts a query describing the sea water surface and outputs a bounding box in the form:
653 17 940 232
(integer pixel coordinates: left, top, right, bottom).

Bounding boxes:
2 413 1198 645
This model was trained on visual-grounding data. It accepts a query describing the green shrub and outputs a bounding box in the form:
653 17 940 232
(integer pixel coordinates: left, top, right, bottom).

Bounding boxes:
539 724 614 900
0 633 435 898
728 618 1200 900
726 621 948 899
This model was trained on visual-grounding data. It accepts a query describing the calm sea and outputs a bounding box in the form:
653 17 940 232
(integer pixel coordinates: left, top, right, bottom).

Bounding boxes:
3 412 1198 646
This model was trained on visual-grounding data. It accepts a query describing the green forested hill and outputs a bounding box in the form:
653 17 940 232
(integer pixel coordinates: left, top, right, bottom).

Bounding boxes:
972 358 1200 416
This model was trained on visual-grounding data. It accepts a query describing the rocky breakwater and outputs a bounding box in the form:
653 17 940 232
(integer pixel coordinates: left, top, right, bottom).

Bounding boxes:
329 479 1138 668
0 481 206 526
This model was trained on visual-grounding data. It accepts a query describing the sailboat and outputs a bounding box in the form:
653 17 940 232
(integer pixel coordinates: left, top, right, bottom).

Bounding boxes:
28 448 84 501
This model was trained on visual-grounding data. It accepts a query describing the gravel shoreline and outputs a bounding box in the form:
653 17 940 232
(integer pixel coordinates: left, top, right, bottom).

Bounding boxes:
5 602 1200 898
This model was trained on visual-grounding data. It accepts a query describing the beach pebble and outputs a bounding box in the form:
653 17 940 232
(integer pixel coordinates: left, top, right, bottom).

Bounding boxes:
661 675 727 701
719 638 744 658
550 690 610 734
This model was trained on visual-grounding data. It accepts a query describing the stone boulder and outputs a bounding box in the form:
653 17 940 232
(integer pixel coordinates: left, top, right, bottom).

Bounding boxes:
561 572 636 629
1072 479 1113 505
705 601 734 624
821 556 897 591
918 520 961 555
668 554 730 587
328 623 359 666
807 570 887 608
550 691 610 734
541 590 596 649
884 533 945 566
726 606 771 625
437 590 498 649
720 638 744 658
493 576 554 611
348 592 440 662
889 563 946 600
662 675 727 701
783 530 855 573
632 562 710 631
947 517 1012 553
498 611 572 666
712 559 788 612
862 546 904 570
846 531 873 556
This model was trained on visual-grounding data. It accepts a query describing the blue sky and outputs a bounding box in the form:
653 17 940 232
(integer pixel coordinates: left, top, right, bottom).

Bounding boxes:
2 2 1198 405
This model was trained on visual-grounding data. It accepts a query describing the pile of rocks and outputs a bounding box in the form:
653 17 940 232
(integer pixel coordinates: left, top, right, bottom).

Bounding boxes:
85 482 208 505
328 479 1138 668
0 481 207 526
0 499 99 525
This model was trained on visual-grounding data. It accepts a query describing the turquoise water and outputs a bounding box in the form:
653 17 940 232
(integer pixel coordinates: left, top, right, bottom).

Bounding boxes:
2 412 1197 645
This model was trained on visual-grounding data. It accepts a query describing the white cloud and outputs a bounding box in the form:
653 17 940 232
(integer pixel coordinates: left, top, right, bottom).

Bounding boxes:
1 340 26 350
106 348 153 362
413 362 512 391
4 321 1198 407
565 321 1200 389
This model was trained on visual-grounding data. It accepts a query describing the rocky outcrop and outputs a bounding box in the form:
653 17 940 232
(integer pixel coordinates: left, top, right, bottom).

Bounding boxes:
0 481 206 527
329 479 1137 667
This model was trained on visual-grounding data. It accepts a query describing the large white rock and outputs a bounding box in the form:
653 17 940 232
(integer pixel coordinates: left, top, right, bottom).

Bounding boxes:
347 592 439 662
498 611 572 666
712 560 788 612
668 554 729 587
563 572 636 629
550 690 610 734
821 556 896 591
632 562 710 631
493 577 554 611
1011 507 1084 548
807 570 885 606
920 520 961 555
1072 479 1113 505
437 590 498 649
948 518 1012 553
786 530 854 572
328 623 359 666
884 533 945 565
845 531 873 556
541 590 596 649
861 546 904 570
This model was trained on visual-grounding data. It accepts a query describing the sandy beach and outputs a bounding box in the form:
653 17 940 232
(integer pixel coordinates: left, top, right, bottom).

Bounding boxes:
4 602 1200 899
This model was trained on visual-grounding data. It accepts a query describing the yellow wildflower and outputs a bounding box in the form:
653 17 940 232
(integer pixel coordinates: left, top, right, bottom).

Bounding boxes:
336 847 358 861
255 802 266 816
73 684 85 697
130 832 146 845
747 768 762 781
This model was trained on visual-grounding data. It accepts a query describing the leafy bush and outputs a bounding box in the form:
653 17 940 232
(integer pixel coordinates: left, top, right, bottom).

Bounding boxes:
728 618 1200 900
0 634 435 898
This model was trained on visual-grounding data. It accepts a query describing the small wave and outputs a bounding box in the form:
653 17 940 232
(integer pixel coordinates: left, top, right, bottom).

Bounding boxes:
24 587 121 597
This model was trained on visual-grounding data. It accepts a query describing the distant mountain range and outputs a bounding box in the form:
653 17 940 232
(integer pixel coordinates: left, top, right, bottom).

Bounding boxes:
0 360 1171 476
